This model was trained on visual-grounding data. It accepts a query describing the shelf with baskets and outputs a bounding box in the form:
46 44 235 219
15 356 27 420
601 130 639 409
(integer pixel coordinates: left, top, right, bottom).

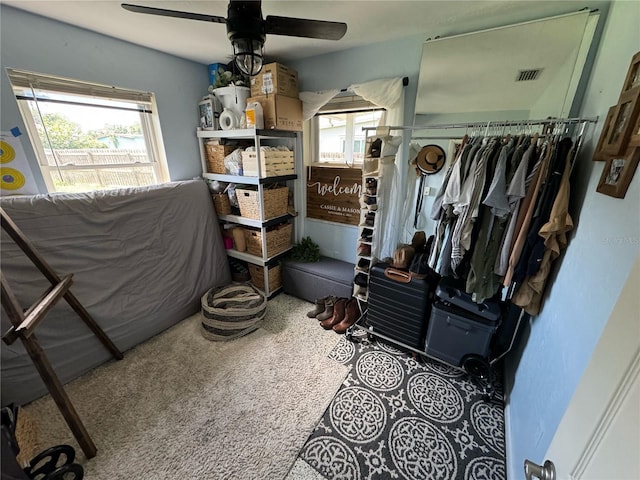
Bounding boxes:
197 128 301 298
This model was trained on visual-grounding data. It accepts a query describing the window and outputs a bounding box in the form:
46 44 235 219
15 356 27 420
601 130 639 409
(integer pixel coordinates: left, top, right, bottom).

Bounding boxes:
314 95 383 166
8 69 169 193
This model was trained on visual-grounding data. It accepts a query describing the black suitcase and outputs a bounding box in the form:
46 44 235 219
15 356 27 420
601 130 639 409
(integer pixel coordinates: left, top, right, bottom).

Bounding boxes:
435 276 501 321
367 262 436 349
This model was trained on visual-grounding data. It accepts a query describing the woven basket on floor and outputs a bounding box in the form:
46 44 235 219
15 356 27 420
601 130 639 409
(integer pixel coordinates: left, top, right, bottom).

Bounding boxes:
200 283 267 341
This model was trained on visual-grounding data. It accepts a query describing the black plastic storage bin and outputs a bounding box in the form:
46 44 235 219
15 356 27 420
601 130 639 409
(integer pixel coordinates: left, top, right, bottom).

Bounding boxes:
425 300 500 367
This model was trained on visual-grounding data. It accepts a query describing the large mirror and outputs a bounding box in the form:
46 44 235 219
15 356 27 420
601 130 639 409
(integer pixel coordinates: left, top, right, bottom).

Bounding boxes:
406 10 599 236
414 10 599 125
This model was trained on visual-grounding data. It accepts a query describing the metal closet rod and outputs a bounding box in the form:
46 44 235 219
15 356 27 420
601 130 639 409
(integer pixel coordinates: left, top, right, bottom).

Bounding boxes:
361 116 599 133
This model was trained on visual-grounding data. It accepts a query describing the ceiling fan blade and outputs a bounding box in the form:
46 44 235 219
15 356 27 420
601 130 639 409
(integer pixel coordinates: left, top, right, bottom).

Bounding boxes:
265 15 347 40
121 3 226 24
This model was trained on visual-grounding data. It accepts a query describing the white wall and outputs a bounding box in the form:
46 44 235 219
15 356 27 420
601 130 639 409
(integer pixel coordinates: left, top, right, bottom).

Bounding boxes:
0 6 208 192
505 1 640 477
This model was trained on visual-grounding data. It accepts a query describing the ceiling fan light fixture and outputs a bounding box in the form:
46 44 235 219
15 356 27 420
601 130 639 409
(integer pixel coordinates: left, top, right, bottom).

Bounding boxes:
232 37 264 76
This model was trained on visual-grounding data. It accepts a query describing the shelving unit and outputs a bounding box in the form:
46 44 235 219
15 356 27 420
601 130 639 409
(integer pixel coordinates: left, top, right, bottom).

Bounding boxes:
197 128 301 297
353 133 382 302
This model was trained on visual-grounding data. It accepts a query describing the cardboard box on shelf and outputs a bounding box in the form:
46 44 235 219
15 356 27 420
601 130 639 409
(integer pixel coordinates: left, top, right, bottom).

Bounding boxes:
250 62 299 98
247 95 303 132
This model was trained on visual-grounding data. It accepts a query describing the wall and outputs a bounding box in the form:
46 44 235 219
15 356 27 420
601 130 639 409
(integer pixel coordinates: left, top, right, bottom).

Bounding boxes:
289 34 424 262
0 6 208 192
505 1 640 477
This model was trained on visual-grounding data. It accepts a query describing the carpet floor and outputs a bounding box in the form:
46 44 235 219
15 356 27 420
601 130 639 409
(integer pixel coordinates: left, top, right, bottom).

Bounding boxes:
20 293 348 480
298 330 507 480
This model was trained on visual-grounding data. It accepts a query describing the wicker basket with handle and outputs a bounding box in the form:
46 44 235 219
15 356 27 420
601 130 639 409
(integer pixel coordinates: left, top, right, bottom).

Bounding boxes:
243 222 292 258
236 185 288 220
205 143 236 174
248 263 282 292
211 193 231 215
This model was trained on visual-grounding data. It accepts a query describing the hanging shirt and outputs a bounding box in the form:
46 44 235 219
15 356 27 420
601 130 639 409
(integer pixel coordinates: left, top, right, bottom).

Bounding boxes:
466 139 516 301
452 139 499 273
513 149 574 314
494 141 533 276
502 140 551 286
513 137 573 284
483 138 515 218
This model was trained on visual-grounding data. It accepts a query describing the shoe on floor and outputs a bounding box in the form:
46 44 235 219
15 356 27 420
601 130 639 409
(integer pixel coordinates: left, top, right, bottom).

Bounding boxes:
333 299 360 334
320 298 347 329
316 296 336 321
306 296 329 318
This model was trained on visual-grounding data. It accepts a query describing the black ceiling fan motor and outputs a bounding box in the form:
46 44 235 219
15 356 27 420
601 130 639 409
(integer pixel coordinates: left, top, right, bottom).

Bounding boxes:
226 1 265 44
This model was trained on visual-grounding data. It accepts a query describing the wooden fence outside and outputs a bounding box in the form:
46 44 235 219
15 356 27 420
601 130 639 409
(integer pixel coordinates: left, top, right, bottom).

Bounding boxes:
44 149 156 189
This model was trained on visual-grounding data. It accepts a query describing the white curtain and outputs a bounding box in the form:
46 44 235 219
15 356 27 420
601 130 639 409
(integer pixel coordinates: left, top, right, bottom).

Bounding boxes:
299 77 406 261
300 89 341 121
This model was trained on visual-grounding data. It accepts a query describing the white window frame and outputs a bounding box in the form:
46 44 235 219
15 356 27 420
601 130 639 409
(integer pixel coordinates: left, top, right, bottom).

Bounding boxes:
312 94 384 167
7 69 170 193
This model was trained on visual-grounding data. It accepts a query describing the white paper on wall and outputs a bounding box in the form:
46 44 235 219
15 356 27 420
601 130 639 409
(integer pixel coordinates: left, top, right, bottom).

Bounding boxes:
1 130 38 195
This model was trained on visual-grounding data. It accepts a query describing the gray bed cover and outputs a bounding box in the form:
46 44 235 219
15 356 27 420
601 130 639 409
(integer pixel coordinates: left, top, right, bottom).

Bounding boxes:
1 180 230 406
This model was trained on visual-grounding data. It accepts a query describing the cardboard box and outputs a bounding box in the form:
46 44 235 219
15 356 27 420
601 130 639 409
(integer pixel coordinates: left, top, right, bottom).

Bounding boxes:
247 95 303 132
208 63 227 86
250 62 299 98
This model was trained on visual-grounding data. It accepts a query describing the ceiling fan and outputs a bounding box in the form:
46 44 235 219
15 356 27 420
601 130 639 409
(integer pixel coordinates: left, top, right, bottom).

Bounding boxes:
121 1 348 76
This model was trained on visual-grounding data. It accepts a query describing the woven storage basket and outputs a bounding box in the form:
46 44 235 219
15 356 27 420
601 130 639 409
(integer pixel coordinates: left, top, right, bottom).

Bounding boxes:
248 263 282 292
200 283 267 341
205 143 236 174
212 193 231 215
244 222 292 258
236 186 288 220
241 150 295 177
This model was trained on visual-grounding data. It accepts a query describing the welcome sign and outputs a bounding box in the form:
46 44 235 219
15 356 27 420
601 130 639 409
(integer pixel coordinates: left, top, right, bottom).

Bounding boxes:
307 166 362 226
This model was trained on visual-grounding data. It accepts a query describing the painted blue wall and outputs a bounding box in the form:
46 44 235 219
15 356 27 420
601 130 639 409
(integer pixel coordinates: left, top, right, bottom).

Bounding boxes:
505 1 640 476
3 2 638 475
0 6 208 191
289 34 424 263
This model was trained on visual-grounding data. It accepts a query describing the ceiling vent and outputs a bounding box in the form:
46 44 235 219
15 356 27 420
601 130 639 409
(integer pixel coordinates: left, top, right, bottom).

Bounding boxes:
516 69 543 82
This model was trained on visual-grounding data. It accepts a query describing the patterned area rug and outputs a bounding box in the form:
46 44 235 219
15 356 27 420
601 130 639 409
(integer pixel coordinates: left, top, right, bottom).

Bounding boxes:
299 331 506 480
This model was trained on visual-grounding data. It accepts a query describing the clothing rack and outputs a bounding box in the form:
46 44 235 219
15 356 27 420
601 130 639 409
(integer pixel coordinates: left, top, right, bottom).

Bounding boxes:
362 116 599 134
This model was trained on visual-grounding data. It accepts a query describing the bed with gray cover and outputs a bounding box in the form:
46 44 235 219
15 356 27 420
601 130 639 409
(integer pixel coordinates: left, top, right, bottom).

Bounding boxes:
1 179 230 406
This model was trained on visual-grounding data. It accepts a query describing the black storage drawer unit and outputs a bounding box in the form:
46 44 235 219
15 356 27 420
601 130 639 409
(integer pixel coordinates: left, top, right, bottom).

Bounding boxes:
425 300 499 367
367 262 433 349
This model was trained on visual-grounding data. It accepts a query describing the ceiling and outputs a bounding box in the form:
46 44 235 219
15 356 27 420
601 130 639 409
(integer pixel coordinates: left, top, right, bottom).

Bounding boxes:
3 1 607 66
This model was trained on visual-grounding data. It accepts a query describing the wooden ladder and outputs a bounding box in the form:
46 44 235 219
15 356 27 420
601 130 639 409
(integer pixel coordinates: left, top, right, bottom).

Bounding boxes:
0 207 124 459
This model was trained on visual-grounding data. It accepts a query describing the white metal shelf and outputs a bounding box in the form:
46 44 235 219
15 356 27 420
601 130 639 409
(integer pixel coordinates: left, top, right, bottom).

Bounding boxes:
197 128 297 140
203 172 297 185
218 213 292 228
226 247 293 266
198 127 302 297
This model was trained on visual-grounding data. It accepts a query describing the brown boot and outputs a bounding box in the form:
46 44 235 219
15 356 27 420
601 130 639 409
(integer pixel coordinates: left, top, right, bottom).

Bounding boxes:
306 296 329 318
320 298 347 329
316 296 336 321
333 299 360 334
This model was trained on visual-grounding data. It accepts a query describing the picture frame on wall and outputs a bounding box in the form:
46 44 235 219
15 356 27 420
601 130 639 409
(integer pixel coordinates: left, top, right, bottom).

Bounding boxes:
621 51 640 94
593 105 617 161
596 147 640 198
629 109 640 147
198 97 216 130
603 86 640 155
